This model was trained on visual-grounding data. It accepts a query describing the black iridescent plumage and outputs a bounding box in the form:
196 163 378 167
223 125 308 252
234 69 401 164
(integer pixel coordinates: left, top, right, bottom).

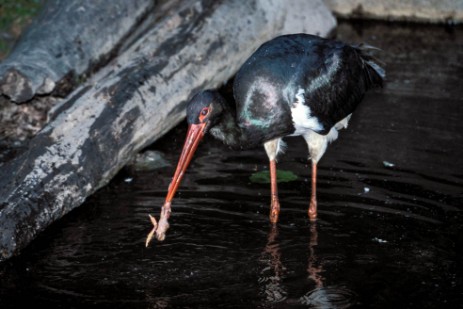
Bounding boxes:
146 33 385 244
195 34 384 148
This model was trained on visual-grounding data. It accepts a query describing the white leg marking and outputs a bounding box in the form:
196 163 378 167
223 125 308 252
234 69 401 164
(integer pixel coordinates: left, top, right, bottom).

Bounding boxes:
303 131 328 164
264 138 285 162
303 114 353 163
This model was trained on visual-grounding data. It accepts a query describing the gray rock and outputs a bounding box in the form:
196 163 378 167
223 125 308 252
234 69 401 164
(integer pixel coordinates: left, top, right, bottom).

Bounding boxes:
325 0 463 23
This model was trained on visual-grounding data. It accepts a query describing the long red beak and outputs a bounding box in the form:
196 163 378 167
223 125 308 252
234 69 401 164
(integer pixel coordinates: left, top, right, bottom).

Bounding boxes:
165 123 207 203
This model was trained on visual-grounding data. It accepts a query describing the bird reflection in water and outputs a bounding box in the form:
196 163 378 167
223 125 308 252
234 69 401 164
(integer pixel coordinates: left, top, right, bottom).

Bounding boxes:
259 223 322 304
259 223 357 308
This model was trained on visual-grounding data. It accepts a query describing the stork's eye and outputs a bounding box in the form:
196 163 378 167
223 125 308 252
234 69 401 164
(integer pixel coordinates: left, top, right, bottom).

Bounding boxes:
199 107 210 122
200 108 209 116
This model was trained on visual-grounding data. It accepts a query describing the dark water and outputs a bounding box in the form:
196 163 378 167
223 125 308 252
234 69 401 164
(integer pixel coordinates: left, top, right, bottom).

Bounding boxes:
1 21 462 308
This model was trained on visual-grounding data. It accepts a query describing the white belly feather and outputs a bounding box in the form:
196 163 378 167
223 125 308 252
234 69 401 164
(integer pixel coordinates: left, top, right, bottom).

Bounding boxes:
289 88 352 163
289 89 324 136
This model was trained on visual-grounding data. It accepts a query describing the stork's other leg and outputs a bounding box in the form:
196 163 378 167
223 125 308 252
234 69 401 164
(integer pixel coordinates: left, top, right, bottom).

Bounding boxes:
303 132 329 221
264 138 283 223
309 162 317 220
269 159 280 223
303 117 350 220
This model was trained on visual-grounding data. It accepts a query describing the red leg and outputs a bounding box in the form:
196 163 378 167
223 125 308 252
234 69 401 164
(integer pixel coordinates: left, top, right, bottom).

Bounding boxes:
308 162 317 221
269 159 280 223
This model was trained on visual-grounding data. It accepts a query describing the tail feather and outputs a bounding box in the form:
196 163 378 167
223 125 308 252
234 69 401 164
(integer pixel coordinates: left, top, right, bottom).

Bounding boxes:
353 43 385 89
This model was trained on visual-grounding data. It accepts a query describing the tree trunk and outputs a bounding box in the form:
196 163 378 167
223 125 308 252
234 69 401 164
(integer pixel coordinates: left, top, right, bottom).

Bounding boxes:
0 0 336 262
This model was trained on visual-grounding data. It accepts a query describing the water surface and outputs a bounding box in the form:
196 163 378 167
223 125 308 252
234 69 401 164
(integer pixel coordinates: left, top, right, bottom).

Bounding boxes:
0 21 462 309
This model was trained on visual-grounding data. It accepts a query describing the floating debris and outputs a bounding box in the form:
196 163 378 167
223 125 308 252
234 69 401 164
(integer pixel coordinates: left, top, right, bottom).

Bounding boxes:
364 187 370 193
372 237 388 244
383 161 395 168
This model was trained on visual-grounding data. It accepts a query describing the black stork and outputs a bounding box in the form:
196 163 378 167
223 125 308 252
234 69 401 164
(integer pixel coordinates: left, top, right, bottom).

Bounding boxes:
146 33 384 246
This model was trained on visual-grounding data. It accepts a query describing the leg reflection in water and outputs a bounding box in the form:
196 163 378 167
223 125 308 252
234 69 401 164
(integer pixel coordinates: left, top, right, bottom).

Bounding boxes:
307 222 323 288
259 223 357 307
258 223 323 304
300 222 358 308
259 224 287 303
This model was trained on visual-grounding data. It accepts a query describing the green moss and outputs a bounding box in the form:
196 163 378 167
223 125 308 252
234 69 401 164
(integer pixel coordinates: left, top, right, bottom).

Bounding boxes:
0 0 43 57
0 0 42 28
249 170 298 184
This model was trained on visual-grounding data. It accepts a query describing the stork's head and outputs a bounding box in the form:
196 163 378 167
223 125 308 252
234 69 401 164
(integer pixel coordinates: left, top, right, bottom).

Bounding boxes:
163 91 225 204
186 90 226 132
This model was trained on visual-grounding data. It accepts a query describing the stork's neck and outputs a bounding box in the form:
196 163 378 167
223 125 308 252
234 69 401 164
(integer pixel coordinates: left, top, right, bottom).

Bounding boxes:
208 97 249 149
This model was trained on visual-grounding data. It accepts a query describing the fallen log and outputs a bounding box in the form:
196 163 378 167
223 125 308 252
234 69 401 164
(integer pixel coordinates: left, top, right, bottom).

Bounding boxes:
0 0 155 103
0 0 336 262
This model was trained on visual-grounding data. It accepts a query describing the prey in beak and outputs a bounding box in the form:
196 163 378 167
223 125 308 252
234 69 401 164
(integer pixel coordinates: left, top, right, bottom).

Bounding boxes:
146 123 207 246
145 92 218 247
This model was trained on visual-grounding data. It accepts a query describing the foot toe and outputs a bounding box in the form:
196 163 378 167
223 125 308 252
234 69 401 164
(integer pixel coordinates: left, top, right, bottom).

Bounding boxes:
156 231 166 241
